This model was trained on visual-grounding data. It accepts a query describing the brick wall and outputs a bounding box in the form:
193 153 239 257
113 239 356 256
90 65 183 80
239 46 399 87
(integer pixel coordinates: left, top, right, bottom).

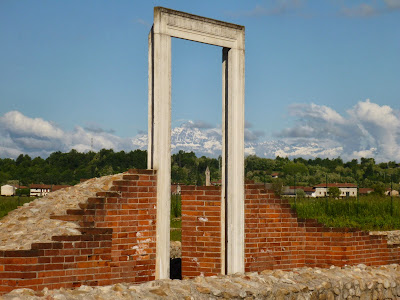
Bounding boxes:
181 182 400 278
2 175 400 294
181 186 222 278
244 182 306 272
0 169 157 295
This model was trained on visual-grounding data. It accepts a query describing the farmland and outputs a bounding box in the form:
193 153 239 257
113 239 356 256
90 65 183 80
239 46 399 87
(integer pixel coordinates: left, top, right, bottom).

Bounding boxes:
0 196 36 219
290 195 400 231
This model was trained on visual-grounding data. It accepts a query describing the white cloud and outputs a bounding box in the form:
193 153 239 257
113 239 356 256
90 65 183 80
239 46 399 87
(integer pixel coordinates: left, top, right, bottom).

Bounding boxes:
0 111 63 139
1 101 400 163
0 111 133 158
277 99 400 162
288 103 346 124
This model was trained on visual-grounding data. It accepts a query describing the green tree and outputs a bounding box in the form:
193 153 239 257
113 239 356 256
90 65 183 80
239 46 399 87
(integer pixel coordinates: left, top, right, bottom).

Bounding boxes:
296 189 306 198
283 162 308 176
328 187 340 198
271 178 284 196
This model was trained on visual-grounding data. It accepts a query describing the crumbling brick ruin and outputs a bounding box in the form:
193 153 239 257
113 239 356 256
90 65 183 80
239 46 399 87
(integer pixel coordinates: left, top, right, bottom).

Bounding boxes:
1 173 400 295
180 182 400 278
0 170 157 294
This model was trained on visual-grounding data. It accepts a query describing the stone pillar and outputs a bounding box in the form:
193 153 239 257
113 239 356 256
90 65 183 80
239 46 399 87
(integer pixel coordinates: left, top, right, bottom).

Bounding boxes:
222 42 245 274
148 9 171 279
205 166 211 186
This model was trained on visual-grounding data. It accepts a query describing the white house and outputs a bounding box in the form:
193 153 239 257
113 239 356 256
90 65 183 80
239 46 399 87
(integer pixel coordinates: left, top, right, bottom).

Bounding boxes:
314 183 357 198
30 184 52 197
1 184 16 196
29 184 71 197
386 189 399 196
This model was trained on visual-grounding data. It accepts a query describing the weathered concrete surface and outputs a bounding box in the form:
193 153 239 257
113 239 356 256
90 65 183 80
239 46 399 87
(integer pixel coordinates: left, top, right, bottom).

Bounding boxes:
3 264 400 299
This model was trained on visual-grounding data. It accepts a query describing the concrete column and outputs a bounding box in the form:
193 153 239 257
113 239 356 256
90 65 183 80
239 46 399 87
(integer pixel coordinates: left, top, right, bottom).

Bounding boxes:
222 43 245 274
148 11 171 279
148 29 154 169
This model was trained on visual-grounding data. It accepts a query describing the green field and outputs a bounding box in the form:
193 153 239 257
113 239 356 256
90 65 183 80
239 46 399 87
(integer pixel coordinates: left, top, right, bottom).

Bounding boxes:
290 195 400 231
170 194 182 241
0 196 36 219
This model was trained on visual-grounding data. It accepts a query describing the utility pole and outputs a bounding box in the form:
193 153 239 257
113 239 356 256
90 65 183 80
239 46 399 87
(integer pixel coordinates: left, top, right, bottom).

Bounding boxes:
325 174 329 210
391 175 393 216
294 174 297 206
356 181 359 215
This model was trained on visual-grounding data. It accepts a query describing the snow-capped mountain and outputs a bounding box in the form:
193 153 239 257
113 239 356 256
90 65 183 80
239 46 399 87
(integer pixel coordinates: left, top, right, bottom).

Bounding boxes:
132 121 345 159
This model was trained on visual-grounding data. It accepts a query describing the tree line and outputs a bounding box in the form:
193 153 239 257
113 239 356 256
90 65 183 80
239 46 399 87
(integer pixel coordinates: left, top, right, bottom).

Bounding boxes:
0 149 399 191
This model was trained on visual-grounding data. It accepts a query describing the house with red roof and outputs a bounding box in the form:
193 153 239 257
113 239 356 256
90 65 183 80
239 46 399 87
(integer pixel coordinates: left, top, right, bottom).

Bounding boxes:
313 183 357 198
30 184 71 197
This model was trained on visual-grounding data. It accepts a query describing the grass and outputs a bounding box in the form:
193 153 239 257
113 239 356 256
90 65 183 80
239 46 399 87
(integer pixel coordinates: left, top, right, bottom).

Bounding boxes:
171 194 182 241
289 195 400 231
0 196 36 219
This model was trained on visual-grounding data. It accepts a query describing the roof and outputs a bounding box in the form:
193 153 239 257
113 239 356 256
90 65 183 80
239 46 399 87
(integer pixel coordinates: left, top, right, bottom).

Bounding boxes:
314 183 357 188
52 185 71 191
359 188 374 194
30 184 71 190
1 184 14 188
30 184 52 189
289 186 315 192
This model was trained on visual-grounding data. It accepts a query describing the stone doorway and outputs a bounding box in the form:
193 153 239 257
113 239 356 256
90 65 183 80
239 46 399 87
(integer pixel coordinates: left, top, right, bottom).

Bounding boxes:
148 7 245 279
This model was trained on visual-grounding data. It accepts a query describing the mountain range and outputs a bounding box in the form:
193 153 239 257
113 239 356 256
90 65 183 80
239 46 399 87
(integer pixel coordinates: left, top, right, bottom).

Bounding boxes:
132 121 343 159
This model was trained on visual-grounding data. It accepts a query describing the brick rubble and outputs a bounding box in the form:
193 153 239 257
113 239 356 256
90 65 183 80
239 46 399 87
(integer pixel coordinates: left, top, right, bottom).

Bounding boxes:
3 264 400 299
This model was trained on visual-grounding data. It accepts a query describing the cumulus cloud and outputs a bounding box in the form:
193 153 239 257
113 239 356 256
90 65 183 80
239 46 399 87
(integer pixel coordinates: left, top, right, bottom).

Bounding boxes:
2 103 399 163
0 111 134 158
276 99 400 162
183 120 214 129
1 111 63 139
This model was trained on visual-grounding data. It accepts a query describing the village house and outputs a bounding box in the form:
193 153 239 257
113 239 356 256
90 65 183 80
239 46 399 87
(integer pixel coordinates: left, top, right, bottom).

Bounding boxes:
385 189 399 196
314 183 357 198
29 184 52 197
29 184 71 197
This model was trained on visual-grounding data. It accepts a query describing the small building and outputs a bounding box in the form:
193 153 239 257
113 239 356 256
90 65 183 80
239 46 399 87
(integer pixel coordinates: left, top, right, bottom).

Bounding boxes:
30 184 52 197
314 183 357 198
385 189 399 197
271 172 279 178
1 184 16 196
29 184 71 197
302 186 316 197
171 184 182 195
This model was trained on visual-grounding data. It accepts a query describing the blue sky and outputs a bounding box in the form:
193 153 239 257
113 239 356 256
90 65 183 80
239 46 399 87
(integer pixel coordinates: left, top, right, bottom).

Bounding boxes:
0 0 399 161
